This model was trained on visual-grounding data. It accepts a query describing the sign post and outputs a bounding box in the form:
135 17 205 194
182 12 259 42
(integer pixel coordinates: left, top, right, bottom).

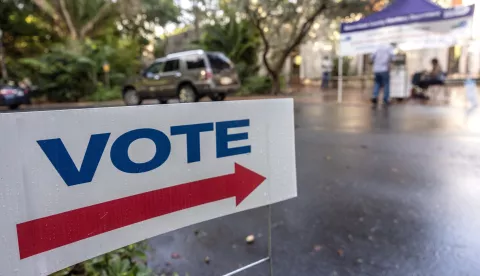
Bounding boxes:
0 99 296 276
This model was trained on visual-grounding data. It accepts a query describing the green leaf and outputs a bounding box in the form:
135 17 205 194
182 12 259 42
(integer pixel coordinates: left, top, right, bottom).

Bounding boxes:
134 250 147 261
120 259 131 272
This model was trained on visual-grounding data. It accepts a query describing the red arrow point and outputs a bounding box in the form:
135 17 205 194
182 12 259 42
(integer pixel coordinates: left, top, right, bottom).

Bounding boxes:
233 163 266 206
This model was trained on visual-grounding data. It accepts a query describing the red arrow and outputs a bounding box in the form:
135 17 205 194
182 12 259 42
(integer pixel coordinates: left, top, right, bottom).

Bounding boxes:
16 163 265 259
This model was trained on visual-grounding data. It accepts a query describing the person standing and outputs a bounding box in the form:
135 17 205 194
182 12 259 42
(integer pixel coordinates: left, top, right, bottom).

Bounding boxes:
321 55 333 90
371 43 395 106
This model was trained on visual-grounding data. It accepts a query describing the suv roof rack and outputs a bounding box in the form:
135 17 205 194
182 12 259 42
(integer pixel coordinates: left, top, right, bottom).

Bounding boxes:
166 49 206 59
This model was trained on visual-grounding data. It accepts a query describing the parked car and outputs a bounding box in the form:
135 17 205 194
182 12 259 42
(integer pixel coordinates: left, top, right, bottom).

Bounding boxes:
0 84 31 110
122 50 240 105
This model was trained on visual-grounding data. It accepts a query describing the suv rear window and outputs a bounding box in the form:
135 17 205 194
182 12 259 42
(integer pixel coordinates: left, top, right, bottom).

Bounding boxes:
207 53 232 72
185 55 206 70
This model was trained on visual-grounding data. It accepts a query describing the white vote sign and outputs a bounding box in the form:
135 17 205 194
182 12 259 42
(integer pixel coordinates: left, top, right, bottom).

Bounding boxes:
0 99 297 276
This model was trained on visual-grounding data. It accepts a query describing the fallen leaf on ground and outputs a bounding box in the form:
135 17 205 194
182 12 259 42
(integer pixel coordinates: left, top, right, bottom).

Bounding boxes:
246 234 255 244
337 249 344 257
348 234 354 242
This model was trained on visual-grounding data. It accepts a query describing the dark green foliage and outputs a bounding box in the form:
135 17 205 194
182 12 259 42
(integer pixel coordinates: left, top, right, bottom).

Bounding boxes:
18 38 141 102
238 75 272 95
84 85 122 102
19 46 97 102
0 0 179 102
192 11 261 83
0 0 59 58
51 242 153 276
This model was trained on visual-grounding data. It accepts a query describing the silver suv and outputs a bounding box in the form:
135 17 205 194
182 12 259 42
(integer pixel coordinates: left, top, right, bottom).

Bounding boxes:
122 50 240 105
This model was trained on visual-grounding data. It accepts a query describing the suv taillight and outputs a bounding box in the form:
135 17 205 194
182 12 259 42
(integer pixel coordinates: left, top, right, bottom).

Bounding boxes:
0 89 15 95
201 69 213 81
205 70 213 80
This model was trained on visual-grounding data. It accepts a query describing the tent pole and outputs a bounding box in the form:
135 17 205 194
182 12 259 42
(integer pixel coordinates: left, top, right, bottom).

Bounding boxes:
338 56 343 103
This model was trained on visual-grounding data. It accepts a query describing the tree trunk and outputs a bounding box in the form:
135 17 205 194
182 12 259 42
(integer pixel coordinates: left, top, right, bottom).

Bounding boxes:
270 73 281 95
59 0 78 40
192 2 200 41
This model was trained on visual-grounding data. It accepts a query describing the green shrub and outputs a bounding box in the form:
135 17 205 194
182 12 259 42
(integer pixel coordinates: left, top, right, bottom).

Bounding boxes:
17 39 142 103
19 47 97 102
84 84 122 102
238 75 272 95
109 72 128 88
192 10 260 84
51 242 152 276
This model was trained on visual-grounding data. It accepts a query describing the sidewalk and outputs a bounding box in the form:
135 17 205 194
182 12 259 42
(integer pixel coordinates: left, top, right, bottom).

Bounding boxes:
3 85 476 112
8 94 288 111
290 85 475 108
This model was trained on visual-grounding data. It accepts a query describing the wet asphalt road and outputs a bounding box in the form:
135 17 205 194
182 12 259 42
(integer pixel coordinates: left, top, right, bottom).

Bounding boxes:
6 96 480 275
147 101 480 276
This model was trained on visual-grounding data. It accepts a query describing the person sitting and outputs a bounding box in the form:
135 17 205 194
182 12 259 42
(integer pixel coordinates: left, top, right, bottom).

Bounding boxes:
417 58 446 90
411 70 428 99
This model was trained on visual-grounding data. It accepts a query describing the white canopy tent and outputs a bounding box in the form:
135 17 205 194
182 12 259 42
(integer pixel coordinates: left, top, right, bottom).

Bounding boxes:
337 0 476 102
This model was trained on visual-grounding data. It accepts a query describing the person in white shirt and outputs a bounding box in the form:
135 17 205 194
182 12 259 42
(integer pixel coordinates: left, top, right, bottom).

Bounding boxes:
321 56 333 89
371 43 395 105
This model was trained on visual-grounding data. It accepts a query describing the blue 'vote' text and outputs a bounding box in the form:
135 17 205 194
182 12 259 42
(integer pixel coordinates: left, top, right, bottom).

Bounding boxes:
38 119 251 186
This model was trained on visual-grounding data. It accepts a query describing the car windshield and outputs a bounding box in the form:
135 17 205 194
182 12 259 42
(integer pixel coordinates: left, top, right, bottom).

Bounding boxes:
207 53 232 72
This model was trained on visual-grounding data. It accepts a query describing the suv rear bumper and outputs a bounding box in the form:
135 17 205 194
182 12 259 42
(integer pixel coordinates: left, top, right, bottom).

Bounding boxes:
203 84 240 95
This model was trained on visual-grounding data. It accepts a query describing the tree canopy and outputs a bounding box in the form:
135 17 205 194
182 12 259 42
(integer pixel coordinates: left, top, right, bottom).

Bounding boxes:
0 0 180 100
29 0 180 41
243 0 383 94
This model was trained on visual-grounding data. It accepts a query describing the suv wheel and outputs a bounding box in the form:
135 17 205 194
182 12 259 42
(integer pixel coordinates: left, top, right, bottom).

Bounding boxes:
209 93 226 101
124 88 141 106
178 84 198 103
